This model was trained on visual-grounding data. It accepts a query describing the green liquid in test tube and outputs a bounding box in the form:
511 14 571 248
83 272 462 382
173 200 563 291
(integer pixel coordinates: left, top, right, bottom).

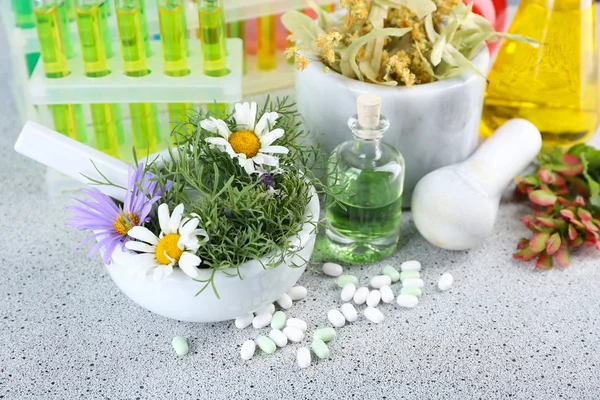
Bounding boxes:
114 0 160 154
55 0 75 59
13 0 36 28
65 0 76 21
138 0 152 57
33 0 87 142
159 0 191 138
75 0 120 157
198 0 228 117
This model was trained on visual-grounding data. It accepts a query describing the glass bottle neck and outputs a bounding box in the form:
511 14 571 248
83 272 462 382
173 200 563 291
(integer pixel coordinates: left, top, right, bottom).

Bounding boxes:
352 134 383 160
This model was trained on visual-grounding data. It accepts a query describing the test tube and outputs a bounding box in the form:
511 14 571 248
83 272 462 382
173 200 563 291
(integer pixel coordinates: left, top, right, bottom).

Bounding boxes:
65 0 76 21
227 20 246 74
158 0 192 136
257 15 276 71
138 0 152 56
13 0 36 28
54 0 75 58
33 0 86 142
114 0 161 154
75 0 120 157
198 0 228 117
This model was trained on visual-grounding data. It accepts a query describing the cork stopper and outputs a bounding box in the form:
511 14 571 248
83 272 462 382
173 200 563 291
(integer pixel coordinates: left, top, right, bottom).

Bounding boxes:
356 94 382 129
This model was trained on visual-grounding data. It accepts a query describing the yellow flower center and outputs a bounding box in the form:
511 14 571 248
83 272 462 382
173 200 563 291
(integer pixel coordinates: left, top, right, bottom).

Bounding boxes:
113 212 139 235
155 234 184 265
228 130 261 158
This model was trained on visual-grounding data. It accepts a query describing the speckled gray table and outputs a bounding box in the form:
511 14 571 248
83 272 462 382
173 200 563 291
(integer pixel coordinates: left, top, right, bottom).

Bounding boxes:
2 22 600 400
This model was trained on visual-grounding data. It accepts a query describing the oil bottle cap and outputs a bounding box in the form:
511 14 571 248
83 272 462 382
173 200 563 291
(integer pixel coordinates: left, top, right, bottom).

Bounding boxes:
356 94 382 129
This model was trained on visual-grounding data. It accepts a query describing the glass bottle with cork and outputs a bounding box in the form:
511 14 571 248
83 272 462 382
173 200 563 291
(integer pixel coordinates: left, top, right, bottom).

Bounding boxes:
326 94 405 263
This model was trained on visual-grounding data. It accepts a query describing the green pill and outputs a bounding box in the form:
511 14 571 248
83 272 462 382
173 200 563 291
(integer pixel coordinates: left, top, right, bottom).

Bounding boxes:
311 339 330 359
400 286 422 298
313 328 336 342
256 336 276 354
383 265 401 283
271 311 286 330
336 275 359 288
171 336 189 356
400 271 420 281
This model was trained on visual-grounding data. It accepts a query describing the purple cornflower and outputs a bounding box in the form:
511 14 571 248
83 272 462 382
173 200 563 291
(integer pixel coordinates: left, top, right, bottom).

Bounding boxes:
259 172 276 191
67 164 168 264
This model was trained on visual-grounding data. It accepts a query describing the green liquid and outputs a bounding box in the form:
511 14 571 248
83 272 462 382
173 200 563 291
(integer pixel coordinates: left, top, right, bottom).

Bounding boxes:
116 5 148 76
138 0 152 57
90 104 120 157
99 1 113 58
34 4 69 78
65 0 76 21
76 3 109 76
326 167 403 262
51 104 87 142
198 5 227 76
168 103 192 138
105 0 112 15
130 103 160 154
56 0 75 59
159 2 189 77
13 0 35 28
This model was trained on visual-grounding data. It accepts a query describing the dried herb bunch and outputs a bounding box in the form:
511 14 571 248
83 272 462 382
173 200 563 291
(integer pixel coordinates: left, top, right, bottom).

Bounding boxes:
283 0 536 86
513 145 600 269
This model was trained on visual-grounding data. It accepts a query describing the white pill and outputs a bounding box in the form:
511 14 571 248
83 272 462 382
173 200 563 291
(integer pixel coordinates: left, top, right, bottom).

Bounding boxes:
366 290 381 307
268 329 288 347
254 303 275 315
287 286 307 301
340 303 358 322
353 286 369 305
341 283 356 302
380 285 395 303
370 275 392 289
286 318 308 332
240 340 256 360
283 326 305 342
234 313 254 329
252 312 273 328
396 294 419 308
438 272 454 291
276 293 293 310
297 347 311 369
364 307 384 323
402 278 424 288
323 262 343 277
401 260 422 271
327 309 346 328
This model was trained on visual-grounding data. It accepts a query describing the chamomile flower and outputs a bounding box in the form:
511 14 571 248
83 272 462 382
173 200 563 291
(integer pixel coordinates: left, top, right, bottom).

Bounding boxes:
126 203 209 282
201 102 289 174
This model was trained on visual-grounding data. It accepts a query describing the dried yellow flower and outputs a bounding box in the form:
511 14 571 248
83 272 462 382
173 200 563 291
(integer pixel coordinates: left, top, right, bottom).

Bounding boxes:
295 55 309 71
284 46 299 60
324 66 330 73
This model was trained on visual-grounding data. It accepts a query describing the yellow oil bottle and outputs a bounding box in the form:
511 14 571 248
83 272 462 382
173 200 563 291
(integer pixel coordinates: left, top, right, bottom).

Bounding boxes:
481 0 598 148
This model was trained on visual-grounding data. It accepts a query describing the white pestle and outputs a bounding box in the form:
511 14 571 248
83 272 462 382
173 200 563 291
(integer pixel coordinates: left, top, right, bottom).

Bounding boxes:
14 121 177 202
411 119 542 250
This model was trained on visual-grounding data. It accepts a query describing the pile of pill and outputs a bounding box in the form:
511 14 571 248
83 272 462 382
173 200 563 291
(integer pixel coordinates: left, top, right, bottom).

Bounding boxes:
231 261 455 368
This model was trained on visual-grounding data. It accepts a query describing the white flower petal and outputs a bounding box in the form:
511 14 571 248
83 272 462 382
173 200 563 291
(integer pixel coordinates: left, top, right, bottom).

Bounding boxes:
242 158 255 174
181 239 200 252
179 217 200 237
205 137 229 147
153 265 173 282
257 153 280 167
260 145 289 155
128 226 159 245
192 229 210 242
125 241 156 254
255 112 279 137
158 203 171 235
234 102 257 131
259 129 285 146
201 117 231 139
131 252 159 268
178 252 201 279
169 204 185 233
